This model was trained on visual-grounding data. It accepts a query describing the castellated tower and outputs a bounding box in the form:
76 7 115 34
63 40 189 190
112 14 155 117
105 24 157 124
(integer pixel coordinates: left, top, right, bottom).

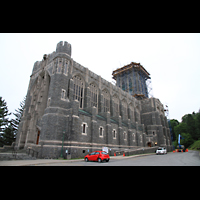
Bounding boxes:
15 41 172 159
56 41 71 56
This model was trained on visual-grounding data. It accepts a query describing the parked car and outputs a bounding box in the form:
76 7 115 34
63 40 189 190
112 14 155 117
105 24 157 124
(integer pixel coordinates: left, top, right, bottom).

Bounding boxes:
84 151 110 162
156 147 167 155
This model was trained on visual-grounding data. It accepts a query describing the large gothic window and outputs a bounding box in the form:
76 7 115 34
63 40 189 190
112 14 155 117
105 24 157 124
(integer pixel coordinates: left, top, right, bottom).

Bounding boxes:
57 59 62 73
72 75 85 108
129 105 135 121
135 106 140 123
122 100 128 117
102 89 110 112
113 95 119 116
64 60 68 75
89 83 98 108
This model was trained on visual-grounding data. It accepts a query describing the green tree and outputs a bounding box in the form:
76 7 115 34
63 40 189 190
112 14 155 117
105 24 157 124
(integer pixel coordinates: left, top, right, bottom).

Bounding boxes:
180 132 194 148
186 114 196 140
181 113 200 140
194 112 200 140
2 123 16 145
0 97 11 147
173 111 200 148
11 97 26 135
174 122 187 142
170 119 179 141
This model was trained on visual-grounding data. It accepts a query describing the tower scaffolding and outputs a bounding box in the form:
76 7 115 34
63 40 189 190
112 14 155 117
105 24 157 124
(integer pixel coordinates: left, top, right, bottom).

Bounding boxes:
112 62 151 100
164 104 173 145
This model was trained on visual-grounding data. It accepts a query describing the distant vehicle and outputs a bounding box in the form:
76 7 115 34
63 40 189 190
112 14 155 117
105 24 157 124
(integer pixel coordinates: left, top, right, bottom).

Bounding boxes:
84 151 110 162
176 145 185 152
156 147 167 155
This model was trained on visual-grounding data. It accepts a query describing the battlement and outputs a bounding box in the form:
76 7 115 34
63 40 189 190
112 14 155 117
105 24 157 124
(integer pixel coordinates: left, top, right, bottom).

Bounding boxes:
56 41 71 56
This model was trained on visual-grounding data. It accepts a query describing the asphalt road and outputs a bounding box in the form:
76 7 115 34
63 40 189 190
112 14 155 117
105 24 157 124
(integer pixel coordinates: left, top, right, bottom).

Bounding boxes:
1 150 199 166
48 150 200 166
108 150 200 166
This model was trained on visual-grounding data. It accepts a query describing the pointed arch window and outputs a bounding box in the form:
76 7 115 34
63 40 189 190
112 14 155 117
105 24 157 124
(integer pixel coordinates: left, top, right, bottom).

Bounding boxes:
81 122 88 135
99 126 104 137
57 59 62 73
122 100 128 116
61 89 66 100
113 129 117 139
102 90 110 112
72 75 85 108
64 60 68 75
123 131 127 140
113 95 119 116
132 133 135 141
135 106 140 123
129 105 135 121
89 83 98 108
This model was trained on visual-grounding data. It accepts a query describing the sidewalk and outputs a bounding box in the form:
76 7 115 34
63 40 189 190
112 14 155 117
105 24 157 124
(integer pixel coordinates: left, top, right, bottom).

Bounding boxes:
0 152 156 166
0 158 84 166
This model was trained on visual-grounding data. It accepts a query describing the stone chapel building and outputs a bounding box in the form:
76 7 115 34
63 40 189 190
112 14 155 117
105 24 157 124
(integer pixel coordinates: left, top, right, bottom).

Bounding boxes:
15 41 172 158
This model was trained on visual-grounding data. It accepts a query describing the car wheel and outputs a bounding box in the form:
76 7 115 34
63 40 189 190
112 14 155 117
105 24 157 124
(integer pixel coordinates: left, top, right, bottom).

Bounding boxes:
106 159 109 162
85 157 89 162
98 158 102 163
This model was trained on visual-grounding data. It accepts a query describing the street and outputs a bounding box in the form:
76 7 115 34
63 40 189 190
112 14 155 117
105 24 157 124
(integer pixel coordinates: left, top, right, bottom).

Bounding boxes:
0 150 200 166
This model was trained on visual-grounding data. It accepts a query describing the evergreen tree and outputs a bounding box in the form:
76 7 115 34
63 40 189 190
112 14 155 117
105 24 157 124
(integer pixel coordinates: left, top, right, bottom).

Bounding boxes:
11 96 26 135
0 97 11 147
2 123 16 145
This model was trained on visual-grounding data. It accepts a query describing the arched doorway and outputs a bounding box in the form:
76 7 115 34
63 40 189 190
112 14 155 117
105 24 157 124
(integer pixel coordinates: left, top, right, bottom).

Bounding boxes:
147 142 152 147
36 130 40 145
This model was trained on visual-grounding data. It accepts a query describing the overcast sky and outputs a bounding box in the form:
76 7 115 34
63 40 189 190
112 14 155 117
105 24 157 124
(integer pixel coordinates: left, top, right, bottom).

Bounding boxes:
0 33 200 122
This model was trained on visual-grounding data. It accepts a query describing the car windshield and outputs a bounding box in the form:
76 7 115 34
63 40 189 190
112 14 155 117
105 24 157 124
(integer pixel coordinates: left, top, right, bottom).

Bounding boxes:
101 152 107 154
158 148 163 150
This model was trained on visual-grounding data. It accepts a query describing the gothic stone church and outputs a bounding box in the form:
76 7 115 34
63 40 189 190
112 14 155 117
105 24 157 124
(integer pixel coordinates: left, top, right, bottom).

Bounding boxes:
15 41 172 158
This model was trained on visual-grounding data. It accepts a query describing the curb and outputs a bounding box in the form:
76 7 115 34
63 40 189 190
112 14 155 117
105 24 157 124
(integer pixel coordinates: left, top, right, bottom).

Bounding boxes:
24 154 156 165
26 159 85 166
111 153 155 159
0 158 84 166
13 154 154 166
1 152 164 166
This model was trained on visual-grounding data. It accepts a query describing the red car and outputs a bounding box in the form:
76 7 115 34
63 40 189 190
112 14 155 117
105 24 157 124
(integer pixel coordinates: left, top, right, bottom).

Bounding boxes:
84 151 110 162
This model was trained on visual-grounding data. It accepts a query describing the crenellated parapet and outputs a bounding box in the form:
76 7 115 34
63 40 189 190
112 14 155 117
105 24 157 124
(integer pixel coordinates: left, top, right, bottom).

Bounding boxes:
56 41 71 56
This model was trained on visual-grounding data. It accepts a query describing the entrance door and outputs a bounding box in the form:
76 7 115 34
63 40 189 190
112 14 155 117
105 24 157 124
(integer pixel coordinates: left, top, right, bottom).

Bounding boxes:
36 130 40 145
147 142 151 147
